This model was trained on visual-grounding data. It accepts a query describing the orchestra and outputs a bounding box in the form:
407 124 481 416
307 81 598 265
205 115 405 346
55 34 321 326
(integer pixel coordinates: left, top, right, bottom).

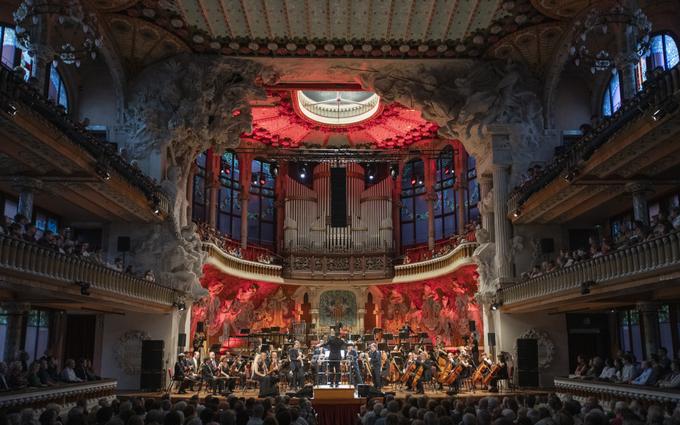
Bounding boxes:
173 325 511 397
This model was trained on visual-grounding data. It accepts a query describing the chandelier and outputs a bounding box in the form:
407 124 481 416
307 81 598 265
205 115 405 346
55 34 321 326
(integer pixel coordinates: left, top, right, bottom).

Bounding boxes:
569 1 652 74
13 0 103 68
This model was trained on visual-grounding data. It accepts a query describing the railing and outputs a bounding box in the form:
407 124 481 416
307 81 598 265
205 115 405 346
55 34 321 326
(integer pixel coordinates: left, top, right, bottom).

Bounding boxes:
0 379 117 411
0 236 176 305
394 242 478 282
0 66 170 215
501 231 680 305
554 377 680 404
203 242 284 283
508 65 680 213
283 251 392 280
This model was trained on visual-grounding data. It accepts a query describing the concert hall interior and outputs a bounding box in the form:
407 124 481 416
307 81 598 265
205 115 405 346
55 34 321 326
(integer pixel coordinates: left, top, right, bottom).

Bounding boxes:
4 0 680 423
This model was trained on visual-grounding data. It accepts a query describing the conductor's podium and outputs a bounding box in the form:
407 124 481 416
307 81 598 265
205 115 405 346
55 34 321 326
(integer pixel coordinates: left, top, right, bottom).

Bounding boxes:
313 384 359 400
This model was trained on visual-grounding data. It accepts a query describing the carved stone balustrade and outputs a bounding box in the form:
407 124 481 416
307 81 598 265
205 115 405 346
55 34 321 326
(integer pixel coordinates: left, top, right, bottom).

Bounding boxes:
0 236 176 309
393 243 478 283
554 377 680 405
283 251 392 280
0 379 117 412
203 242 284 283
500 232 680 311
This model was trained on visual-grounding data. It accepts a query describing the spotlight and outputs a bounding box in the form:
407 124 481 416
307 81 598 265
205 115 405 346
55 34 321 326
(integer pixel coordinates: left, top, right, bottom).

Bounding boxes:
418 177 423 185
444 166 451 175
252 173 259 185
389 164 399 181
512 208 522 219
299 163 309 179
151 196 161 215
75 281 91 296
173 301 186 311
367 164 376 181
95 163 111 181
271 163 279 178
491 301 502 311
563 169 577 182
410 176 417 185
3 102 17 117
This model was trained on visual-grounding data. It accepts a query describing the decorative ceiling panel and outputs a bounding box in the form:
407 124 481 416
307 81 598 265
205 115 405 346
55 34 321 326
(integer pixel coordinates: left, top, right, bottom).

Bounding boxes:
113 0 550 58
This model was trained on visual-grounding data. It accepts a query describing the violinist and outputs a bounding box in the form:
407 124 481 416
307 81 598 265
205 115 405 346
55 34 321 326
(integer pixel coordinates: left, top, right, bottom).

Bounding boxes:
268 351 281 389
252 350 277 397
369 343 382 390
288 340 304 390
311 338 326 385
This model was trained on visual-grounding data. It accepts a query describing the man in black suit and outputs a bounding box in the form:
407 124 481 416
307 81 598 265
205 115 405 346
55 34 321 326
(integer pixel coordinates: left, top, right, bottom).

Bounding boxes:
173 354 191 394
288 340 304 390
369 343 382 390
318 326 345 387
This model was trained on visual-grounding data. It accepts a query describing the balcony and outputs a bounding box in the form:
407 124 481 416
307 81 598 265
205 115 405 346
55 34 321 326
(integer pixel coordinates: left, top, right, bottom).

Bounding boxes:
202 242 284 284
508 65 680 225
500 231 680 313
554 377 680 404
393 242 478 283
0 236 176 312
0 379 117 411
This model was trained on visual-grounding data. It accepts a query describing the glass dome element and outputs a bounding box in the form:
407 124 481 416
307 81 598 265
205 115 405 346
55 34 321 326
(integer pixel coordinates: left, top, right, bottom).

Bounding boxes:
296 90 380 125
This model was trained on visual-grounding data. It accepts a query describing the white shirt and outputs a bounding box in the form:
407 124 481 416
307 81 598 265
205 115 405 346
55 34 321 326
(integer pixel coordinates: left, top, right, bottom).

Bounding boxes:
599 366 617 380
61 367 83 383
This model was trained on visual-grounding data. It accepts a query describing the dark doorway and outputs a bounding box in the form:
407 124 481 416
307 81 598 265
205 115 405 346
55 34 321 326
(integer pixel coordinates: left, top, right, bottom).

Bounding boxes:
63 314 96 362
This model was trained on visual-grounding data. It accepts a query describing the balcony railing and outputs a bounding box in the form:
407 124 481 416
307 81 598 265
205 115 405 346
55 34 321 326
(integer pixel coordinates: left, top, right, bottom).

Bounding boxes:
283 251 392 280
500 231 680 305
0 66 170 215
0 236 176 306
554 377 680 404
508 65 680 214
393 242 478 283
203 242 284 283
0 379 117 411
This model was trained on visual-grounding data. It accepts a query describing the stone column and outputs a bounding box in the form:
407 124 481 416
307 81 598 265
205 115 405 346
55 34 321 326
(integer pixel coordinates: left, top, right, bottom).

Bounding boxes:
423 158 437 250
490 130 513 281
2 303 29 362
238 153 253 249
479 174 494 239
637 302 661 357
626 182 652 226
12 178 43 222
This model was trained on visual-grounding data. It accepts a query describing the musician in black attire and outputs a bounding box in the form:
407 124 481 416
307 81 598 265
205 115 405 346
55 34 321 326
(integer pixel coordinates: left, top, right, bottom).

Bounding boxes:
201 356 218 394
288 340 304 390
346 342 363 386
173 353 192 394
311 338 326 385
318 325 345 387
369 343 382 390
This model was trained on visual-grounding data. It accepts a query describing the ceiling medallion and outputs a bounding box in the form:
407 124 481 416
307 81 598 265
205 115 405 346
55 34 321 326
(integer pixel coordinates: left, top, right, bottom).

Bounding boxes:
569 2 652 74
13 0 103 67
296 91 381 126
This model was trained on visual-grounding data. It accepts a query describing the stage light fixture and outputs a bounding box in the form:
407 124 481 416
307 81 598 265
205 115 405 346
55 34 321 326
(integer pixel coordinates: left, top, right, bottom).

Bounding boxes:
251 173 259 185
490 301 502 311
410 176 417 185
75 281 91 296
417 177 424 185
580 280 595 295
512 208 522 219
389 164 399 181
271 163 279 178
299 163 309 179
563 168 578 182
3 102 17 117
222 164 231 175
95 163 111 181
367 164 376 181
151 196 161 215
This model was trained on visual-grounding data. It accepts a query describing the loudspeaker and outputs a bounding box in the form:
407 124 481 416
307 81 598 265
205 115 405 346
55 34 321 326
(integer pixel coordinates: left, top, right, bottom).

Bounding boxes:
540 238 554 254
117 236 130 252
177 333 186 348
140 340 164 391
517 338 539 387
469 320 476 333
330 167 347 227
488 332 496 347
196 322 205 333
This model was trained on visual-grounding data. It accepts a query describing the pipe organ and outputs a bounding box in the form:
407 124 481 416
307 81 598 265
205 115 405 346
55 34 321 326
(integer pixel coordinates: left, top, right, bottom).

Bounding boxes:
283 163 393 253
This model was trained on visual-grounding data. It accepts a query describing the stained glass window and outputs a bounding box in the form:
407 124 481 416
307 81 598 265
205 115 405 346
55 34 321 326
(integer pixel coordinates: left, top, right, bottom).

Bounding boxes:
635 34 679 91
217 151 241 240
602 70 622 117
248 159 276 247
47 63 68 110
401 159 427 248
24 310 50 363
466 154 480 225
0 26 32 80
434 147 457 240
191 152 208 223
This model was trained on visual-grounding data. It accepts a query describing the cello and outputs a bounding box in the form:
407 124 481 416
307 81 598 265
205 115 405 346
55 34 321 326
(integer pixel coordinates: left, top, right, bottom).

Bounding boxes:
482 363 501 387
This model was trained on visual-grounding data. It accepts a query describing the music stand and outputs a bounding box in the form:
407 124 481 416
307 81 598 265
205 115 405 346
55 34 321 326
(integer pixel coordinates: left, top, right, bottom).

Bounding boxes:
418 332 429 338
351 334 360 341
364 334 374 342
241 329 251 352
398 332 409 340
270 327 280 333
384 333 393 341
378 343 388 351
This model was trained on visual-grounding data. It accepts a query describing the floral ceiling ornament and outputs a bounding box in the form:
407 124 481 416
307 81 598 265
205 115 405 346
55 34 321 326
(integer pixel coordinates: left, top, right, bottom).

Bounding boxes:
13 0 104 68
568 1 652 74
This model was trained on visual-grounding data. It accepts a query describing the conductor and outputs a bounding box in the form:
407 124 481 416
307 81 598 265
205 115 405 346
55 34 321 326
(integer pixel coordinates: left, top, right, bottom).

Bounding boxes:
317 322 345 387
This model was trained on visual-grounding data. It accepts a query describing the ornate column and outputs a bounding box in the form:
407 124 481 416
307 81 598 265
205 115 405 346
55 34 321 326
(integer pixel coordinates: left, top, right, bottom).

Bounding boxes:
238 153 253 249
391 163 403 254
479 174 494 239
207 149 220 228
357 308 366 334
12 178 43 222
626 182 652 226
423 157 437 250
275 163 288 253
637 301 660 357
2 303 29 362
491 131 513 281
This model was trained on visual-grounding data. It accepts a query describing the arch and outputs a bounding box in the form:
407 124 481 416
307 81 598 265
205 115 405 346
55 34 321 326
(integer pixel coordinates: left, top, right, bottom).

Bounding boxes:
434 146 458 240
